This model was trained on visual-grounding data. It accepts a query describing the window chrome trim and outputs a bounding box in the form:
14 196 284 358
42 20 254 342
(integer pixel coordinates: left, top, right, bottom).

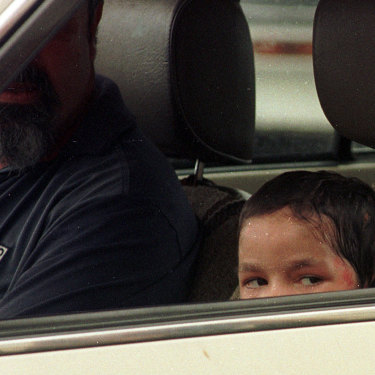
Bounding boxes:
0 289 375 356
0 0 40 40
0 0 86 93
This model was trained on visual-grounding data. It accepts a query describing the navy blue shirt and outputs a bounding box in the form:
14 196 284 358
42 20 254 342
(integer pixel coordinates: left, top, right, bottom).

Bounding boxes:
0 76 199 318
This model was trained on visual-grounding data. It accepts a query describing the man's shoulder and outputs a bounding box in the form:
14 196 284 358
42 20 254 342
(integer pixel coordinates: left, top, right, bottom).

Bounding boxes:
60 75 190 208
53 74 198 250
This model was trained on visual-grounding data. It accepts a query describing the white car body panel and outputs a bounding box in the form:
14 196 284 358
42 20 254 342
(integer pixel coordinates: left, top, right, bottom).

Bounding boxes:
0 320 374 374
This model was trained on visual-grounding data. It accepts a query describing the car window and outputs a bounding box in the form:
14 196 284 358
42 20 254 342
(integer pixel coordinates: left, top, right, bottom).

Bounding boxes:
0 0 373 326
0 2 375 371
173 0 341 172
244 0 335 162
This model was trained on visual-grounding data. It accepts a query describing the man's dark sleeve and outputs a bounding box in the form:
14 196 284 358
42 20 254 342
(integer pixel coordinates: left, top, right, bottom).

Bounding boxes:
0 194 198 318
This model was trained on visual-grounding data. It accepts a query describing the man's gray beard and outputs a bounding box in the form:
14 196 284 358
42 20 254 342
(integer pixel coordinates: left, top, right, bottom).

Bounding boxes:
0 66 60 171
0 104 56 170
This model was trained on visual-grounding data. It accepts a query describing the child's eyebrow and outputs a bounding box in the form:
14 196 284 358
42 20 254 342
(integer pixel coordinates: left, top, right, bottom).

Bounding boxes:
238 263 262 273
238 259 323 273
287 259 322 271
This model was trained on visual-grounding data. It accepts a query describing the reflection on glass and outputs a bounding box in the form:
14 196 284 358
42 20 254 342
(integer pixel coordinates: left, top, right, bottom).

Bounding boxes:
0 0 369 327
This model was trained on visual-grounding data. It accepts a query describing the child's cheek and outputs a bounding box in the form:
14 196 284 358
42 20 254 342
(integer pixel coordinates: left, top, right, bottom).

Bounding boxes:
333 257 358 289
342 267 356 288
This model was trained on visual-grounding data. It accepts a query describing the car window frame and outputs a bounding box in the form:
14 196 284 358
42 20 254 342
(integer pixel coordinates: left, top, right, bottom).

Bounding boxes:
0 0 86 94
0 288 375 356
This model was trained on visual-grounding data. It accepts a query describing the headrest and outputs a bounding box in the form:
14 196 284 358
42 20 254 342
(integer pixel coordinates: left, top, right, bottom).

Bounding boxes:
313 0 375 148
96 0 255 163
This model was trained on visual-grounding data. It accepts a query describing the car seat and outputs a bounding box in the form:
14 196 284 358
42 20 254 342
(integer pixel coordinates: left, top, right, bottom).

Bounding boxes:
96 0 255 302
313 0 375 150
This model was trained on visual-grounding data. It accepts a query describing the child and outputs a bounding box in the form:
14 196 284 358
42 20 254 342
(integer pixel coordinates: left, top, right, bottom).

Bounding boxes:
237 170 375 299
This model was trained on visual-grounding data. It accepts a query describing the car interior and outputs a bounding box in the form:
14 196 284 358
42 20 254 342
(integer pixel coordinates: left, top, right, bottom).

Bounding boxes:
314 0 375 151
96 0 375 302
96 0 255 302
1 0 375 370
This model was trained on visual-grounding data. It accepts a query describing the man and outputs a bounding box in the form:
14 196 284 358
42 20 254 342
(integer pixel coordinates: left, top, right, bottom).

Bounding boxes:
0 0 199 317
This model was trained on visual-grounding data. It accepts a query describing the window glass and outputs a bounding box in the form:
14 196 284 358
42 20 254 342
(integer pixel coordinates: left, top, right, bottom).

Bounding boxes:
352 142 375 155
242 0 335 162
0 0 372 326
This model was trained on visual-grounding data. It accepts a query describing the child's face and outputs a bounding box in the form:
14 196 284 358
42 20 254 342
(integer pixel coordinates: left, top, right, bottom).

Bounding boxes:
238 207 360 299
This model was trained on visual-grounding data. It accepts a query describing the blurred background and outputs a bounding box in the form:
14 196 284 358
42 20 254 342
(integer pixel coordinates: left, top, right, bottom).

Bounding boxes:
240 0 338 162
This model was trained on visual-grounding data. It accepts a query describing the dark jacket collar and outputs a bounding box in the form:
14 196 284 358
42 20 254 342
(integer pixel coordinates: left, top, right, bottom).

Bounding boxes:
60 75 137 158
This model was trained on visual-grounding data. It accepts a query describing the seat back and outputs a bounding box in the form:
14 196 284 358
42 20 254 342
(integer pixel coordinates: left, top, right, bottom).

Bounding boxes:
313 0 375 147
96 0 255 163
96 0 255 301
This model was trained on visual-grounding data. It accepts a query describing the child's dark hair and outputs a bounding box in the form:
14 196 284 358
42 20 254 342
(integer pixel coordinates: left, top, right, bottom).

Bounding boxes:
239 170 375 287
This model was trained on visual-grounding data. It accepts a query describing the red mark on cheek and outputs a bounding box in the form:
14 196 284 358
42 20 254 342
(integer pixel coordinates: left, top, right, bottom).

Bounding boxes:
333 257 357 288
341 267 355 288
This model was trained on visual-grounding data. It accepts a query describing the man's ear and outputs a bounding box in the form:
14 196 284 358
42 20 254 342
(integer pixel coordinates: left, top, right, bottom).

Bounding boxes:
89 1 104 60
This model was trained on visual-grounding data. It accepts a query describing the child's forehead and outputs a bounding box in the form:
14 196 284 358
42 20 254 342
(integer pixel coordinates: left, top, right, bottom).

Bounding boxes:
241 206 318 230
239 206 336 252
242 206 332 230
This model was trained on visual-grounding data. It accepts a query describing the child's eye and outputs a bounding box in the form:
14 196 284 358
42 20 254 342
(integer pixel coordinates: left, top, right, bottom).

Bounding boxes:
244 278 268 289
300 276 322 286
